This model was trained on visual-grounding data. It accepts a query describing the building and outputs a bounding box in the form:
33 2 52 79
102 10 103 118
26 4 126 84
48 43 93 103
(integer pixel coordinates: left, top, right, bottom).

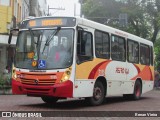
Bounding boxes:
38 0 47 16
0 0 22 73
0 0 47 74
29 0 47 17
0 0 12 34
29 0 41 17
11 0 23 28
22 0 29 20
0 0 13 73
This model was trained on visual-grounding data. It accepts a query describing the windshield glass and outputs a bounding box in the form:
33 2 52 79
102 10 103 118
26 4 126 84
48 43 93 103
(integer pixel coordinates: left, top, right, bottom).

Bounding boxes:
15 29 74 69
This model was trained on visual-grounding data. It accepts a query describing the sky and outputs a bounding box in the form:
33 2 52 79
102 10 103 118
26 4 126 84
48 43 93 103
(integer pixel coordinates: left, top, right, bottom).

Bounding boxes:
46 0 81 17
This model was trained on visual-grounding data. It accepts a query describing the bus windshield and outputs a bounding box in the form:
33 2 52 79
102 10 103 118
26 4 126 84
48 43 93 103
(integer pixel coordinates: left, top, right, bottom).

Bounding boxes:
15 28 74 69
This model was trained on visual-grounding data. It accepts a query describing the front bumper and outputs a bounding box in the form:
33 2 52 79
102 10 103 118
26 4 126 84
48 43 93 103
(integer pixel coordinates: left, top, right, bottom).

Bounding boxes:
12 79 73 98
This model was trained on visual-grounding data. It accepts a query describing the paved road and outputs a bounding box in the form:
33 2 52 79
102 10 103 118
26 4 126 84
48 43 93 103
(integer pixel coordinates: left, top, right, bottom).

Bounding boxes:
0 90 160 119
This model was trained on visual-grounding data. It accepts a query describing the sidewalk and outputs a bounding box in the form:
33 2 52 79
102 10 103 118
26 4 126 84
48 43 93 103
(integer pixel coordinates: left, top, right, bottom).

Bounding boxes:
0 87 12 95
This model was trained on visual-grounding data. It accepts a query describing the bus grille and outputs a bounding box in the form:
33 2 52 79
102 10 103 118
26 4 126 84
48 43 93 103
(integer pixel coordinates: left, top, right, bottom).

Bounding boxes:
20 74 57 85
26 88 50 95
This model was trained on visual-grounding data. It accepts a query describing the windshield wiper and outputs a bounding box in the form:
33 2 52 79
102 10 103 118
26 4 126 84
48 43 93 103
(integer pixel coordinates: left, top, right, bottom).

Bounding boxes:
29 28 37 44
42 27 61 53
29 28 41 54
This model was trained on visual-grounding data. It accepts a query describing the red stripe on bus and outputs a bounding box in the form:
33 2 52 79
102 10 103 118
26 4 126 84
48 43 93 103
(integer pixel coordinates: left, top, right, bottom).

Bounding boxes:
88 60 111 79
131 66 153 81
133 64 141 73
149 67 154 81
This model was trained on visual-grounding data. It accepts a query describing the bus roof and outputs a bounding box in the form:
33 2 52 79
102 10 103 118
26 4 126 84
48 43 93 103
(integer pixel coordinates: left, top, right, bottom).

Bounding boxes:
76 17 153 46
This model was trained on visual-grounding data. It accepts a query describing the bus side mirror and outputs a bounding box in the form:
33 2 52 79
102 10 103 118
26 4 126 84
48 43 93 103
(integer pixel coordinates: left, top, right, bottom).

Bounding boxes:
8 29 19 44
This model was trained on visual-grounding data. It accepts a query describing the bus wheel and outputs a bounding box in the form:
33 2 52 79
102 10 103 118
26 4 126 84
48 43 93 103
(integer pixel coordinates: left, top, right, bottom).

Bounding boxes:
41 96 59 104
132 80 142 100
86 81 105 106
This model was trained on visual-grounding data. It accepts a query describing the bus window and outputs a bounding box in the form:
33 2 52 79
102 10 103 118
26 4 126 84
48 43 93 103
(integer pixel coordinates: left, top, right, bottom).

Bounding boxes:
140 44 150 65
77 31 93 63
127 40 139 63
111 35 126 61
95 30 110 59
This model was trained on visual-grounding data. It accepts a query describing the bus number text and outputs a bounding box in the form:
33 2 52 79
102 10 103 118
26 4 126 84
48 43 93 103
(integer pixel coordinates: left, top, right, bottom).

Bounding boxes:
116 67 129 74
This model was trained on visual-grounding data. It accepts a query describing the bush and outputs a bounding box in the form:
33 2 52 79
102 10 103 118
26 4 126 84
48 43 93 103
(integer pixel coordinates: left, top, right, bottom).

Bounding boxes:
0 74 5 88
0 73 11 94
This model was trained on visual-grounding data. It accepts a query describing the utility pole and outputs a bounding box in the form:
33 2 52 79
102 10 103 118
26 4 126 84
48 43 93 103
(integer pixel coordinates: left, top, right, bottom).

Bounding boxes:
48 5 65 16
79 0 83 17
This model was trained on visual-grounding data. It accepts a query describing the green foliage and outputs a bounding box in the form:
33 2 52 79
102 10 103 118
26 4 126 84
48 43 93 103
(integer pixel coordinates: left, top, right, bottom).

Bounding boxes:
0 74 11 90
82 0 124 24
0 74 5 88
82 0 106 23
82 0 160 43
120 0 151 39
154 38 160 70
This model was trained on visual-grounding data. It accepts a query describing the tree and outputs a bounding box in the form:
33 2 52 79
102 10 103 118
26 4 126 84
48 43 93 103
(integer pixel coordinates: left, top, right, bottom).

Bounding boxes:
144 0 160 43
120 0 151 39
154 37 160 71
82 0 160 44
82 0 124 25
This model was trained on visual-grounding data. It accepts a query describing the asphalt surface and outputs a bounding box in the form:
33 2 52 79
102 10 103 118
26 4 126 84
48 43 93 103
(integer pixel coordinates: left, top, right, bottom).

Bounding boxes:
0 89 160 119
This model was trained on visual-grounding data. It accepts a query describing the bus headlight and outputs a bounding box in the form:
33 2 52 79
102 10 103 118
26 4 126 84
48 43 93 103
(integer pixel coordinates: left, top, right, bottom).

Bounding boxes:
12 70 17 79
14 74 17 79
61 69 71 83
64 75 69 80
66 71 71 75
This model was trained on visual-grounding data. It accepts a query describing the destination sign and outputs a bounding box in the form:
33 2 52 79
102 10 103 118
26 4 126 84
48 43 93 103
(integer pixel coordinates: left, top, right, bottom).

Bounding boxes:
19 17 76 29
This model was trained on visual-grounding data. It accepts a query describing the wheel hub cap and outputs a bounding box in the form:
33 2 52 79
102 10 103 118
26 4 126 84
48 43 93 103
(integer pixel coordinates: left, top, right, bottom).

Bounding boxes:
94 87 102 100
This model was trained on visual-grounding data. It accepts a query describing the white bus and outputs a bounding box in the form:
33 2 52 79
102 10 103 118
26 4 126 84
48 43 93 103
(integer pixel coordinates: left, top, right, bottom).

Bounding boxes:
9 16 154 106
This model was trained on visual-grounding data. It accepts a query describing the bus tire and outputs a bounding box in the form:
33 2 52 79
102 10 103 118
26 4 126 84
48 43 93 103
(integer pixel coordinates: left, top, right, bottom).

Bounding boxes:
123 80 142 100
41 96 59 104
132 80 142 100
86 81 105 106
